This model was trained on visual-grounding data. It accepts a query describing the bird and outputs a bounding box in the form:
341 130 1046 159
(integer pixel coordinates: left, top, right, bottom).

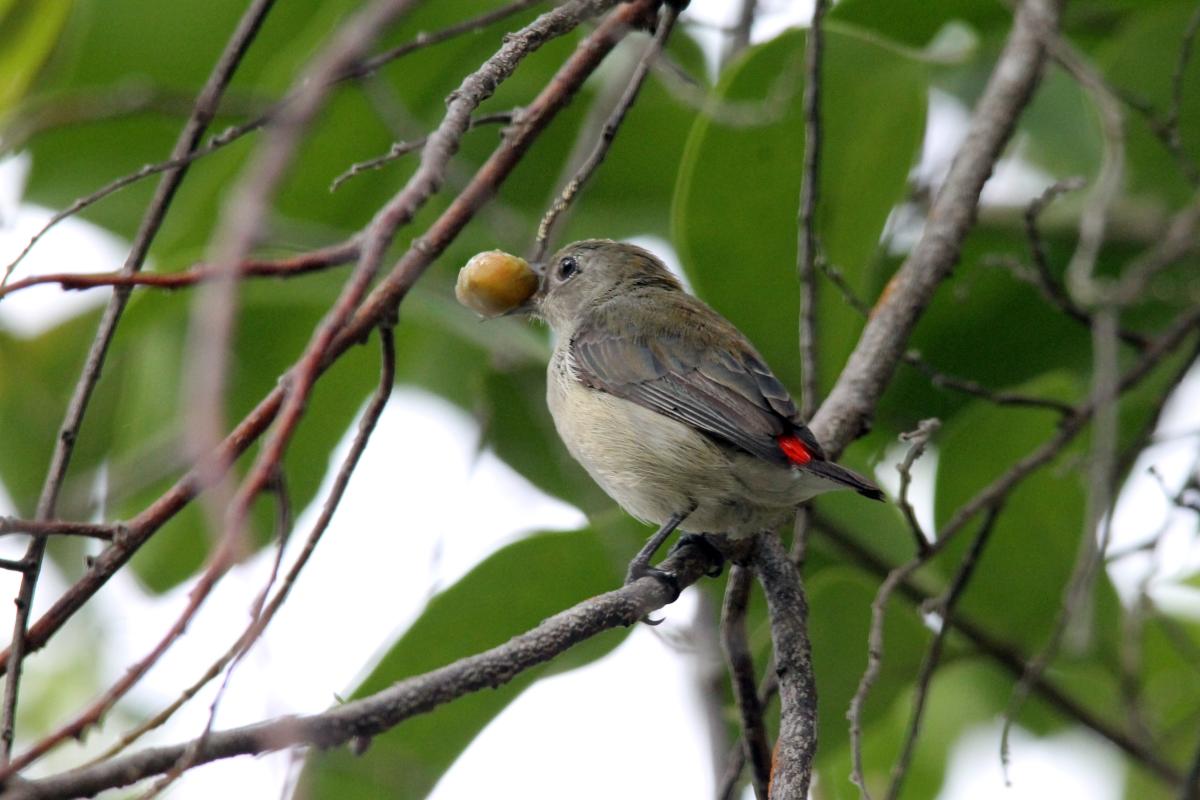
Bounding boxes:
522 239 883 591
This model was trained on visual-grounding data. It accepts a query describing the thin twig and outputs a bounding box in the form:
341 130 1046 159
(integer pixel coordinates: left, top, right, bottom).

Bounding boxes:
999 307 1121 778
329 110 516 191
4 0 607 778
813 514 1183 785
0 0 280 765
346 0 547 81
796 0 828 421
895 418 940 555
0 518 116 541
752 532 816 800
4 537 724 800
807 0 1063 457
532 3 679 261
721 566 771 800
725 0 756 63
990 177 1152 350
134 468 295 800
885 503 1003 800
1051 42 1126 309
0 241 360 301
848 304 1200 797
0 1 546 284
1165 5 1200 184
89 326 395 765
901 351 1076 416
0 0 650 690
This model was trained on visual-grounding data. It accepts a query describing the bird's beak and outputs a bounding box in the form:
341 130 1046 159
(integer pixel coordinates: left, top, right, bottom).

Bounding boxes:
501 261 546 317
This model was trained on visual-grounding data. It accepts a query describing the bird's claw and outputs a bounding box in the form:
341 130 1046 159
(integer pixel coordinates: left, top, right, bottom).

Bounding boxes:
625 562 681 624
670 533 725 578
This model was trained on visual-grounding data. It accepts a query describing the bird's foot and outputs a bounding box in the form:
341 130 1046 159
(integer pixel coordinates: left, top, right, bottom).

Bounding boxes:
624 560 681 625
669 533 725 578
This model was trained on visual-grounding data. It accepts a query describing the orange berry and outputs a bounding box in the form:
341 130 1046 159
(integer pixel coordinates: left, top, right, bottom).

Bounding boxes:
455 250 539 318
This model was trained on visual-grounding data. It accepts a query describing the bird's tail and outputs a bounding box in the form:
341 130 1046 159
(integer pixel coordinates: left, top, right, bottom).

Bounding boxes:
804 459 885 501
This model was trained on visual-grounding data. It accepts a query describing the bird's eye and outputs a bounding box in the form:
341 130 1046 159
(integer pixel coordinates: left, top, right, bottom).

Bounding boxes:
557 256 579 280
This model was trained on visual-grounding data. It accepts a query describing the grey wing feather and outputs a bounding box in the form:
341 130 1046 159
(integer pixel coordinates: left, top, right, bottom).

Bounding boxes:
570 322 820 466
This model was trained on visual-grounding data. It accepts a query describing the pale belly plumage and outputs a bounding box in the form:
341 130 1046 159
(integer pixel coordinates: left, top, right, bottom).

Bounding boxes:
546 348 838 537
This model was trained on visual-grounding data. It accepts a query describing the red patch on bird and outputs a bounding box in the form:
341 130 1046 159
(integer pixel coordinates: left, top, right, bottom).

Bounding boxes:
777 434 812 466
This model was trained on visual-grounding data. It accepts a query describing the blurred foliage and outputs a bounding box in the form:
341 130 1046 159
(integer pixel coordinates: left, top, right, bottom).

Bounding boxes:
2 0 1200 798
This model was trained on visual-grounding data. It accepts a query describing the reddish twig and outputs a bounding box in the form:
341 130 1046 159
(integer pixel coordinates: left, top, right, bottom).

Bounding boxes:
0 0 650 689
0 518 116 541
0 241 359 301
90 325 395 765
0 0 281 765
3 537 724 800
0 1 548 285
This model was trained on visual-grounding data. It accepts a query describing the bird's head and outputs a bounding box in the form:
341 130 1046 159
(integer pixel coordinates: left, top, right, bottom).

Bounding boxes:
528 239 682 332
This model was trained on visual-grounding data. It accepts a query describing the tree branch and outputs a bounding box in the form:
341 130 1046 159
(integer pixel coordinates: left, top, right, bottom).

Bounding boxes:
813 515 1182 785
753 532 816 800
0 0 650 690
721 565 771 799
808 0 1063 456
0 540 723 800
0 0 281 765
796 0 828 420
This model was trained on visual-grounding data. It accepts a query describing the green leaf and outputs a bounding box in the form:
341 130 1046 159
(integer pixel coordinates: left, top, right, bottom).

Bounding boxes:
672 28 927 398
932 372 1088 646
807 567 931 791
829 0 1007 48
0 0 73 119
298 526 635 800
1098 5 1200 208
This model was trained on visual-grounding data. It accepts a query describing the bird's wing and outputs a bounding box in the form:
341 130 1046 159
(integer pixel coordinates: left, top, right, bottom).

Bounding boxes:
569 314 825 467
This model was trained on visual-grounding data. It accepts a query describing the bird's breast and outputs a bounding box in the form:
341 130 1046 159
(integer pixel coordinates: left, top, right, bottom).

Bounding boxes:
546 346 799 535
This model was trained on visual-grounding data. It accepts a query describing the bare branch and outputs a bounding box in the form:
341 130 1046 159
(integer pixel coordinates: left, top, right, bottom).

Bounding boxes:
0 0 281 765
346 0 547 81
90 326 396 765
814 515 1183 785
329 111 516 191
752 532 816 800
721 565 771 799
901 351 1076 416
0 241 360 301
895 418 940 555
849 304 1200 797
4 538 723 800
797 0 828 420
0 518 116 541
533 3 679 260
0 1 548 284
808 0 1064 456
1000 308 1126 776
886 504 1003 800
0 0 651 689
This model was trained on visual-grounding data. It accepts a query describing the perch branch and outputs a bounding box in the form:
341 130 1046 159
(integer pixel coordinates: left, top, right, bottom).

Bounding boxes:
1 539 723 800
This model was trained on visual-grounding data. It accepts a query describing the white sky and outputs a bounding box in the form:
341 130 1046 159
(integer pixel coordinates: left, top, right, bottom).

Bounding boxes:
1 1 1198 798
